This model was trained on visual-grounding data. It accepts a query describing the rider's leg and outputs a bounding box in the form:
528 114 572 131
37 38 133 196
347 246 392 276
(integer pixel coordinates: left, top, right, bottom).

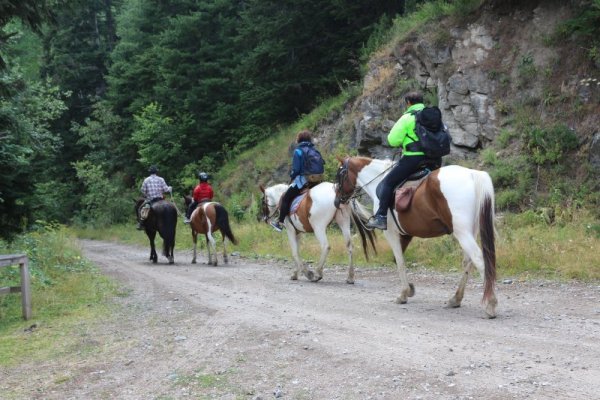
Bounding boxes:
278 185 302 224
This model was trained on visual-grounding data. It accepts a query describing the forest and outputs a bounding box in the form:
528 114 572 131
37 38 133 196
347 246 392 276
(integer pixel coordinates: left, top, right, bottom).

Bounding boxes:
1 0 599 240
0 0 416 238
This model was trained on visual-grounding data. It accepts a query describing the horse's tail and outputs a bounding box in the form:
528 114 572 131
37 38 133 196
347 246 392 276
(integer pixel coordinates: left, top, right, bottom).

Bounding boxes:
161 203 178 257
473 171 496 302
215 204 238 245
349 199 377 260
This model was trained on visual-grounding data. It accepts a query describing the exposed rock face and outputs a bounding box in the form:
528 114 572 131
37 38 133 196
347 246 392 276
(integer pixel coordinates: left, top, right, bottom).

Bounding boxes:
348 3 578 160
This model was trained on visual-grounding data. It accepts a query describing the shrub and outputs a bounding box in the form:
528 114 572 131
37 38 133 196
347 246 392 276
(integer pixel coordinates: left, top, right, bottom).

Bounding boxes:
522 124 579 165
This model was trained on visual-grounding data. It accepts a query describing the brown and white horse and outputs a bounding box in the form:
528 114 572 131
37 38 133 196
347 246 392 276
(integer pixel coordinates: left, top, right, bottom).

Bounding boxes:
183 196 238 266
260 182 376 283
334 156 498 318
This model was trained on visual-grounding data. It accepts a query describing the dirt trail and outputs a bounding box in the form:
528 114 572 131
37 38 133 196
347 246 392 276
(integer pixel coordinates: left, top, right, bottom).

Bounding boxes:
3 240 600 399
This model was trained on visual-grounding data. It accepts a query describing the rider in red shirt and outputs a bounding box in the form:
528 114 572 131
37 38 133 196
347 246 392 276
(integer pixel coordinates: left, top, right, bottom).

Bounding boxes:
184 172 214 223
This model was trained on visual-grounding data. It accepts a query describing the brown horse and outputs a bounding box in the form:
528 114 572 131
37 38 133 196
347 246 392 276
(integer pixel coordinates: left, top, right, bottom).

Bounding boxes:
183 196 238 265
335 156 497 318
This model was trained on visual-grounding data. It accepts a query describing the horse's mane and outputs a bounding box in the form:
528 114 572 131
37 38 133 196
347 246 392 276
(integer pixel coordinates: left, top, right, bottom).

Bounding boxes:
353 156 394 170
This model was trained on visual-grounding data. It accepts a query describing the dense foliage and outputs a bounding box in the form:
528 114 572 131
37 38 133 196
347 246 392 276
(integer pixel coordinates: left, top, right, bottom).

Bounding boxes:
1 0 598 239
0 0 403 238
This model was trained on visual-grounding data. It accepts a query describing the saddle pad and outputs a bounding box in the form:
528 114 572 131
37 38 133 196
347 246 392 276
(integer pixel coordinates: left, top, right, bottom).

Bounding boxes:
290 193 308 215
394 175 428 212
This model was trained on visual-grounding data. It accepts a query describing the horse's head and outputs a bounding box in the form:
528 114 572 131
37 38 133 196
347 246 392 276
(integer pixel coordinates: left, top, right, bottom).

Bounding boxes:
334 156 356 209
259 184 273 223
259 184 287 223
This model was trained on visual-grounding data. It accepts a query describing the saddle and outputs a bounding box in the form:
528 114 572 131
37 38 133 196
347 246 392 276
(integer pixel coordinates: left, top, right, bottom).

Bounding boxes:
393 168 431 211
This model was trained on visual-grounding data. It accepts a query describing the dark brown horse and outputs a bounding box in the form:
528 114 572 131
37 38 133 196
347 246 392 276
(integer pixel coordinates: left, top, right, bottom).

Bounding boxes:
134 198 177 264
183 196 238 265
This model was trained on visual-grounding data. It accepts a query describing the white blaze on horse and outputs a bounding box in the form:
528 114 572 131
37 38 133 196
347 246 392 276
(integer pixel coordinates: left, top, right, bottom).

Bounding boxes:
260 182 376 283
334 156 498 318
183 196 238 266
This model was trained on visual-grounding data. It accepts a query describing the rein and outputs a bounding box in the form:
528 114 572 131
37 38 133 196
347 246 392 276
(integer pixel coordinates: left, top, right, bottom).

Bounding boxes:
261 195 280 221
169 192 186 218
336 158 394 204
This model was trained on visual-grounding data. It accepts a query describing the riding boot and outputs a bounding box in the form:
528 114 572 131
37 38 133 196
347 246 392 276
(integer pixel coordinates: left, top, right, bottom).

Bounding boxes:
365 214 387 230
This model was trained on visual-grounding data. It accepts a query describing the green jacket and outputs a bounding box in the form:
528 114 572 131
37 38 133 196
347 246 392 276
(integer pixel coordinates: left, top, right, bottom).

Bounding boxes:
387 103 425 156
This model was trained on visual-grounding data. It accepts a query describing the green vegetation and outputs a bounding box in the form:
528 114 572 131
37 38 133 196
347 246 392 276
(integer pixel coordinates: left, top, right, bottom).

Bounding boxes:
76 206 600 282
0 226 119 366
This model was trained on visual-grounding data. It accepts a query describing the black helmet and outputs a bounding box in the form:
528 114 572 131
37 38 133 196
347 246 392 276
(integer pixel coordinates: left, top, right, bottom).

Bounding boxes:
198 172 209 182
148 165 158 174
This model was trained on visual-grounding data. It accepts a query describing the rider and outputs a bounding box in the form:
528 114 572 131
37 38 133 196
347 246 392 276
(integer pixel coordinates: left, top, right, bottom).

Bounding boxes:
270 130 323 232
137 165 172 230
184 171 214 224
365 91 430 231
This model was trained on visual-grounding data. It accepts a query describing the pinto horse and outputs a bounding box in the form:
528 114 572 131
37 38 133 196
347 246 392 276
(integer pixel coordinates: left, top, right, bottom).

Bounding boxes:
134 198 177 264
334 156 497 318
183 196 238 266
260 182 376 283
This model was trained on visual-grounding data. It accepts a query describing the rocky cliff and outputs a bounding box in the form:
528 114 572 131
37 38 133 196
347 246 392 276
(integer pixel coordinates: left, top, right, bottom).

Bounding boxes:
319 1 599 176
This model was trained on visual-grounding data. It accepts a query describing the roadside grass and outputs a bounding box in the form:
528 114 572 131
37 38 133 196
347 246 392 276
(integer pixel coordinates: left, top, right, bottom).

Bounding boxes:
74 209 599 282
0 226 119 367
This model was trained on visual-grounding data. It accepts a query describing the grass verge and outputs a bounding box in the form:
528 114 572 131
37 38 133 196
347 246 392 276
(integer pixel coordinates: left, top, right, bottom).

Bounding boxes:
0 225 119 367
75 208 599 282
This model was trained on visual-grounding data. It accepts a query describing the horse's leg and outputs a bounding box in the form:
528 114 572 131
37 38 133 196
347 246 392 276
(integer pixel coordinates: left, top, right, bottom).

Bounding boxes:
311 223 330 282
453 229 497 318
400 235 415 298
207 231 218 266
384 229 412 304
335 207 354 284
286 228 307 280
447 251 474 308
191 232 198 264
148 231 158 264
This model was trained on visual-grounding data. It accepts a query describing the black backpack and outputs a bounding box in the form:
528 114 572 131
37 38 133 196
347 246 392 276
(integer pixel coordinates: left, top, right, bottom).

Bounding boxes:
300 145 325 175
408 106 451 158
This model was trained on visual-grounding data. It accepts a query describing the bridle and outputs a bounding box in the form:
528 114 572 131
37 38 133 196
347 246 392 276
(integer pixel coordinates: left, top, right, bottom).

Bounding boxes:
260 192 280 222
335 157 394 205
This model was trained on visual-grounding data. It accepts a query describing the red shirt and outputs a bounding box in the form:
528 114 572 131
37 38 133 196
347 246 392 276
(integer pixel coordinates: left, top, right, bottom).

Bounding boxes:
193 182 214 202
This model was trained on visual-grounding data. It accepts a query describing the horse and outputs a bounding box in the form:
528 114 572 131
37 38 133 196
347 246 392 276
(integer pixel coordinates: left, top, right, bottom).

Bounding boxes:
260 182 376 283
134 198 177 264
334 156 498 318
183 196 238 266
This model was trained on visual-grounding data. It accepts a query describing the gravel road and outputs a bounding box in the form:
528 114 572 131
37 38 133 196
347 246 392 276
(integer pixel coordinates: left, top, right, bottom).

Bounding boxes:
2 240 599 399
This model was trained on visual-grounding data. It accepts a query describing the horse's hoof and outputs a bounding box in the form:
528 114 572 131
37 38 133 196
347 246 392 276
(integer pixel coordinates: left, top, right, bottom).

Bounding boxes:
304 270 315 281
191 260 196 264
408 283 415 297
446 296 461 308
311 275 323 283
395 296 407 304
346 279 355 284
290 274 298 281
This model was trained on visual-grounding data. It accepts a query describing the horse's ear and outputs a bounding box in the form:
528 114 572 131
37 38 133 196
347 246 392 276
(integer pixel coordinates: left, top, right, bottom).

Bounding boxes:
259 184 265 193
335 155 346 164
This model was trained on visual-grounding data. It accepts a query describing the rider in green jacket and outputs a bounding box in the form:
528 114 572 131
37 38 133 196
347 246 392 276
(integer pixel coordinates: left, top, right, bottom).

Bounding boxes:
365 91 428 230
